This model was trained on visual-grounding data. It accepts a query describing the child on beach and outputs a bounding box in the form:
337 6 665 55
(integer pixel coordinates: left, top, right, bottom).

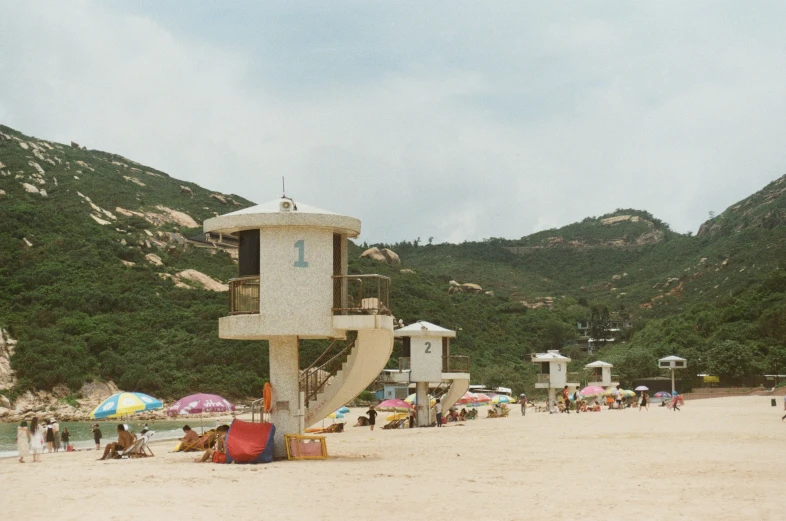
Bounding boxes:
29 417 43 462
366 405 378 431
16 420 30 463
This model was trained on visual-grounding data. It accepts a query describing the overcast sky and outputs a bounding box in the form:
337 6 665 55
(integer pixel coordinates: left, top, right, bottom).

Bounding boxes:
2 2 786 244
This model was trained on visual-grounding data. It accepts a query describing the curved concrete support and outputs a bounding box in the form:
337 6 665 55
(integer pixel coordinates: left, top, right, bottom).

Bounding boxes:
304 327 394 427
439 377 470 413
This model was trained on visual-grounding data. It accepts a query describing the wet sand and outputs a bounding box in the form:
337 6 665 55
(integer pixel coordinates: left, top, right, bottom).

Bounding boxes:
2 396 784 521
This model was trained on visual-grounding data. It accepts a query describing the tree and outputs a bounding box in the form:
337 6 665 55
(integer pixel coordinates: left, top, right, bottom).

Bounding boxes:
706 340 760 383
588 304 610 348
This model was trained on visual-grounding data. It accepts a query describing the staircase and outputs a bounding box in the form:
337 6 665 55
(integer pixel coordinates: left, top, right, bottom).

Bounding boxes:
438 378 470 412
301 327 394 427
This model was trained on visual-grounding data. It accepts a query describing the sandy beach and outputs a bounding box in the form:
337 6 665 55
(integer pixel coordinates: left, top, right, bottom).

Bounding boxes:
2 396 784 521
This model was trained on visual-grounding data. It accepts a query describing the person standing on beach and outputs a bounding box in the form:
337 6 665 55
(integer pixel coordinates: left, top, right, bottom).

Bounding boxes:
614 386 623 410
562 386 570 414
640 392 649 411
366 405 378 431
92 424 102 450
520 393 527 416
29 416 43 462
16 420 30 463
435 399 443 427
61 427 70 450
45 420 55 452
52 419 61 452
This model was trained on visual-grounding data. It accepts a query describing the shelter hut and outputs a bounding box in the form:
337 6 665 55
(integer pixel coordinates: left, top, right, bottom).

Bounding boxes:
658 355 687 395
585 360 619 387
390 321 470 427
531 350 578 411
204 197 394 457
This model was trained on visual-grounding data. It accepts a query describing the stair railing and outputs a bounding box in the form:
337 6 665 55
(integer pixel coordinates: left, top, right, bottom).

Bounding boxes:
299 340 355 407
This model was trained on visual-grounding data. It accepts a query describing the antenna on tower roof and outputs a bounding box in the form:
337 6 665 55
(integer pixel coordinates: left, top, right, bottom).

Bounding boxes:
282 176 286 198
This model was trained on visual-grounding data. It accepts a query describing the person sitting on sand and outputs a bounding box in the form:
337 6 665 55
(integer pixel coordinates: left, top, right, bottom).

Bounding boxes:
98 424 135 460
459 408 467 421
195 425 229 463
355 416 369 427
179 425 201 451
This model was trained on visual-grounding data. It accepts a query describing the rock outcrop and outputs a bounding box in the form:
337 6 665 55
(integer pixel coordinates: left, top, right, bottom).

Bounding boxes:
448 281 484 294
0 328 18 390
361 247 401 265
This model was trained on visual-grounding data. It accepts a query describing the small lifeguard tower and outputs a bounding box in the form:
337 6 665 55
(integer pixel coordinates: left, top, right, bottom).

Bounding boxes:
390 321 470 426
204 197 394 457
531 350 578 410
585 360 619 387
658 355 687 395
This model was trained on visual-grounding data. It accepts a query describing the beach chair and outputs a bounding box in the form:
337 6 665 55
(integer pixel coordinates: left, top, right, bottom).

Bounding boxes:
116 432 155 459
382 418 406 429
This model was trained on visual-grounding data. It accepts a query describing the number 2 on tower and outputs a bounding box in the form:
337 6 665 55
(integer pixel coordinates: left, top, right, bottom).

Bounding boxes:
294 240 309 268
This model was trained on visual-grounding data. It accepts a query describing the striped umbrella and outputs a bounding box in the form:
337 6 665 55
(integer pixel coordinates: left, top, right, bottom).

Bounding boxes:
490 395 512 405
376 399 412 412
90 392 163 419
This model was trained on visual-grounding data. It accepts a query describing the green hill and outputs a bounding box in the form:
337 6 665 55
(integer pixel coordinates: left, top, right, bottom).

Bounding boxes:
2 123 786 401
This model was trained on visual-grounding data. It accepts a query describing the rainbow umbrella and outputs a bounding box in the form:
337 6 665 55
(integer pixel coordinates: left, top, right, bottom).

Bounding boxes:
90 392 163 419
490 395 512 405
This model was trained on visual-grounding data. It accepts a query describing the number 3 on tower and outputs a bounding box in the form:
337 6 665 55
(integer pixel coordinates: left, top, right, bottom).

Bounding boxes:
294 240 309 268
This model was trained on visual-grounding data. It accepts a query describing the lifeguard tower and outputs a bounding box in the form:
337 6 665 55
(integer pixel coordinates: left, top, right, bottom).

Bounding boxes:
658 355 687 395
204 197 394 457
531 350 578 410
389 321 470 426
585 360 619 387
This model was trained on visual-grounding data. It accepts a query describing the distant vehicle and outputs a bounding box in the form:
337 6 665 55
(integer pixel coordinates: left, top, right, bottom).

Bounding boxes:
469 384 512 397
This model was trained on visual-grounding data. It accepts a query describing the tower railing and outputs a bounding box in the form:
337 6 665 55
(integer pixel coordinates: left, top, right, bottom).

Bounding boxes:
536 374 551 384
567 371 581 383
332 274 391 315
396 355 470 373
228 276 260 315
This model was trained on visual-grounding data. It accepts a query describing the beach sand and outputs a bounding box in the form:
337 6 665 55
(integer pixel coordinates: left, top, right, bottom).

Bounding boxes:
2 396 785 521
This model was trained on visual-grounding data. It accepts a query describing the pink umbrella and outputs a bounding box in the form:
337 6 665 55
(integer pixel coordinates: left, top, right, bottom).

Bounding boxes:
580 386 605 397
167 393 235 433
473 393 491 404
375 399 412 412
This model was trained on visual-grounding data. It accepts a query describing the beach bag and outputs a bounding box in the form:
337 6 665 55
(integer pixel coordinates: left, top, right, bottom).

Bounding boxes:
66 445 74 452
212 451 226 464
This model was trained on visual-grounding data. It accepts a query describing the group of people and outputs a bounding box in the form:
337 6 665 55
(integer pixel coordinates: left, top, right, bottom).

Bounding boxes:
15 417 71 463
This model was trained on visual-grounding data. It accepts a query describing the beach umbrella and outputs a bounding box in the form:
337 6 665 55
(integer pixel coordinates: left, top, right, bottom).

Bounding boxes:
580 385 605 397
620 390 637 398
490 395 512 405
456 391 478 405
654 391 673 398
327 411 345 419
405 393 435 406
635 385 649 391
337 406 350 414
376 399 413 412
603 387 621 397
90 392 163 419
386 412 409 421
166 393 235 433
473 393 492 404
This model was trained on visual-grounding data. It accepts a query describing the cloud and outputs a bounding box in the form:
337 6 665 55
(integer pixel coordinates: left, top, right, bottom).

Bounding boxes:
2 1 786 244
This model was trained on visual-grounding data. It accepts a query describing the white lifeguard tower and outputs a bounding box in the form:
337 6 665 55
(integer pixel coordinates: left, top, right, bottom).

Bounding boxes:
585 360 619 387
204 197 394 457
531 350 578 410
390 321 470 427
658 355 687 395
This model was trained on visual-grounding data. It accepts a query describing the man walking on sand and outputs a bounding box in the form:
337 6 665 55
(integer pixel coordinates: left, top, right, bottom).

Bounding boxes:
520 393 527 416
435 399 443 427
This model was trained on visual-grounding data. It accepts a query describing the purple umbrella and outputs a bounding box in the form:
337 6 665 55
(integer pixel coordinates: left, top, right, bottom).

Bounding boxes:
167 393 235 433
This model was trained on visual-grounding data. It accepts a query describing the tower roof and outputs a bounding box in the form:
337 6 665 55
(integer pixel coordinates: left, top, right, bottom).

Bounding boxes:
585 360 613 368
393 321 456 338
531 351 571 363
204 197 361 237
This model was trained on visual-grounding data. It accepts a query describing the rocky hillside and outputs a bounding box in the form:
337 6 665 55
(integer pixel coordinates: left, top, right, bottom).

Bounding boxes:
2 122 786 413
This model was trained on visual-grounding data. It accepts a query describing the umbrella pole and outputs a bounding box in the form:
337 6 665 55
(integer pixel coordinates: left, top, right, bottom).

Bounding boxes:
200 413 204 435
